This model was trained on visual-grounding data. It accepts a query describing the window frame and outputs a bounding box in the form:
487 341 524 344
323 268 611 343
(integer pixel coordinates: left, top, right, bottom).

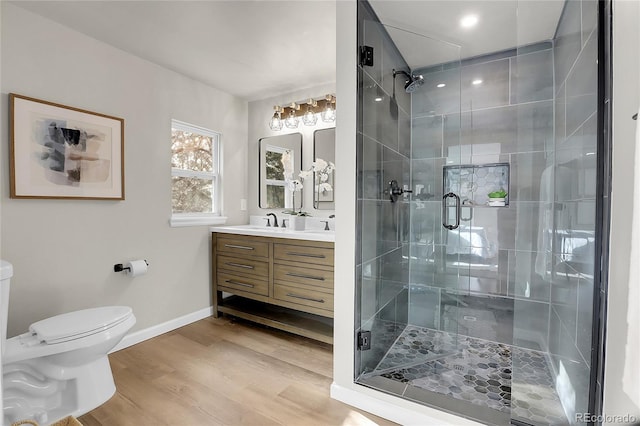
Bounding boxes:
169 119 227 227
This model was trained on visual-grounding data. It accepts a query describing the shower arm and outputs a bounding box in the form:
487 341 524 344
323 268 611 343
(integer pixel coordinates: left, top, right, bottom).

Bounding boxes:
392 69 411 82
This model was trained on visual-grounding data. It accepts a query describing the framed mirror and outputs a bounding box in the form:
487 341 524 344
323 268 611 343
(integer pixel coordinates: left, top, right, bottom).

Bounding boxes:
313 128 335 210
258 133 302 209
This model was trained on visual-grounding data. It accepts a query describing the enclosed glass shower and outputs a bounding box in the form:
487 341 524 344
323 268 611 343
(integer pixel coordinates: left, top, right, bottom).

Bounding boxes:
354 1 607 425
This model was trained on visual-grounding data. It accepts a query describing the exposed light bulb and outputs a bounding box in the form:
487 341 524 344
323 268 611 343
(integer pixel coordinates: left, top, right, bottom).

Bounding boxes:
436 83 446 88
269 109 282 131
321 104 336 123
374 96 383 102
285 109 299 129
472 79 483 85
302 102 318 126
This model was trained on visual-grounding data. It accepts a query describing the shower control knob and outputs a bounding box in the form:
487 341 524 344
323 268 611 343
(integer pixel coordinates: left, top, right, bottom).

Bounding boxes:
388 180 412 203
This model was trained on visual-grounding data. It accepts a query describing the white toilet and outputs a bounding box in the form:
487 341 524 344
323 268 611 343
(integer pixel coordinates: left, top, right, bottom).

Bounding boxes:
0 260 136 425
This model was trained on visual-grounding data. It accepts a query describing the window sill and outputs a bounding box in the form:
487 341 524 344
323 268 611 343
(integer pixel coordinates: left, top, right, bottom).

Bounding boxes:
170 215 228 228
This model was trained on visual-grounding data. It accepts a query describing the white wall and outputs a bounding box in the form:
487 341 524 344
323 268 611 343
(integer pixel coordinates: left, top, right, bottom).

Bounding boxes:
604 0 640 422
0 3 249 336
248 84 336 218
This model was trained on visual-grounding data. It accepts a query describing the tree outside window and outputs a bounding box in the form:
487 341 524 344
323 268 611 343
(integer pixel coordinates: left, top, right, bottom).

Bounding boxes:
171 120 220 215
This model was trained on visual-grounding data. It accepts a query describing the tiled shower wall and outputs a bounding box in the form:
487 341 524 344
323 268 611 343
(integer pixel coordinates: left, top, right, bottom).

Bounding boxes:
356 2 412 373
408 42 556 352
549 0 598 418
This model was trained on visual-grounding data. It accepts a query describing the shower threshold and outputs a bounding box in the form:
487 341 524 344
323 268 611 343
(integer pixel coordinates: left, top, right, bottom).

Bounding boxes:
357 325 569 426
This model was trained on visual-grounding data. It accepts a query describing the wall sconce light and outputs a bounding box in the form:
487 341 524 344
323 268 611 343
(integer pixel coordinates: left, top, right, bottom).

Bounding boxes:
321 95 336 123
302 99 318 126
268 94 336 131
284 103 300 129
269 106 283 131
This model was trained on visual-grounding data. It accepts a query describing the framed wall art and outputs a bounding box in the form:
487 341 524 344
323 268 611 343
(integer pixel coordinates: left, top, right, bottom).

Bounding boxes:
9 93 124 200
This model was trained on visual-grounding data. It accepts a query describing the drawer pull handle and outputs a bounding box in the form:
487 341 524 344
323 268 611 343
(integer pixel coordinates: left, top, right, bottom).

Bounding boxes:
286 293 325 303
225 244 254 250
225 280 254 288
285 272 325 281
285 252 326 259
226 262 254 269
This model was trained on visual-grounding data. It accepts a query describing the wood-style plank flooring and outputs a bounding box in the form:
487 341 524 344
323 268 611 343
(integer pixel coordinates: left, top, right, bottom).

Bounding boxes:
78 316 397 426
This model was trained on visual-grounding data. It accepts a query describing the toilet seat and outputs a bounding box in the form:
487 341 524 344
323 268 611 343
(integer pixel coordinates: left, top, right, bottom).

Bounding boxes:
29 306 133 344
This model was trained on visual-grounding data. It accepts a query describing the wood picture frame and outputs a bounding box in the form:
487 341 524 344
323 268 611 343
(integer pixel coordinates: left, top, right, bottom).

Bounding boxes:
9 93 125 200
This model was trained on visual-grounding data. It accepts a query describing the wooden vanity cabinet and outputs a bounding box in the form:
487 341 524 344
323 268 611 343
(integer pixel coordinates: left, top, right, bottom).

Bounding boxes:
212 232 334 343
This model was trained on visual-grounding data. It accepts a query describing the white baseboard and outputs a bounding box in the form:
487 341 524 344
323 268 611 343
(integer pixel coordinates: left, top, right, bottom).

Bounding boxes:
330 382 482 426
110 306 213 353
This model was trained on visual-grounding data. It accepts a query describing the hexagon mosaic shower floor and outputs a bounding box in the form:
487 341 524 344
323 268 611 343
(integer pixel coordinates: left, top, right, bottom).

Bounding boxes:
374 326 569 425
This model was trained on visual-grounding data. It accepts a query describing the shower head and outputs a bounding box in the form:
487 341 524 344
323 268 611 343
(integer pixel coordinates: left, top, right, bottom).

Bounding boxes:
393 69 425 93
405 74 424 93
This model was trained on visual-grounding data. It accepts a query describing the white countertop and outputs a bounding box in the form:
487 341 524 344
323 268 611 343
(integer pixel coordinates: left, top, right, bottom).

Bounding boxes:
210 225 335 242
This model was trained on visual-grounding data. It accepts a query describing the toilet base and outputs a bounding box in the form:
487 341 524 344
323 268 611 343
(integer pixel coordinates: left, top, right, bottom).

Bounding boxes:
3 355 116 425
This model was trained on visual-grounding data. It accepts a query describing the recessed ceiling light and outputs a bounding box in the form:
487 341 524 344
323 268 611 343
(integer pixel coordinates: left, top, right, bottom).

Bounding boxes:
472 79 483 85
436 83 446 88
460 14 479 28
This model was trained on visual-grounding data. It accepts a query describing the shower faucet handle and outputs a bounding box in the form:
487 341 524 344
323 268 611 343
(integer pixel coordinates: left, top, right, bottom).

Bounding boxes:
388 180 412 203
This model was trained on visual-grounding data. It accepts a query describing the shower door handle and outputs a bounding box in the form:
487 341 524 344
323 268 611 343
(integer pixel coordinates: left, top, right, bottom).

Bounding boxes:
442 192 461 230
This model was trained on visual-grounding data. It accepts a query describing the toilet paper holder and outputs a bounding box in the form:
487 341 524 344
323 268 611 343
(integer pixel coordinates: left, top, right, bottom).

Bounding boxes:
114 260 148 273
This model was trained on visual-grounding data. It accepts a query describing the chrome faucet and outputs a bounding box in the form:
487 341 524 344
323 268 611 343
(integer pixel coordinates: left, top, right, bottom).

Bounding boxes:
266 213 279 227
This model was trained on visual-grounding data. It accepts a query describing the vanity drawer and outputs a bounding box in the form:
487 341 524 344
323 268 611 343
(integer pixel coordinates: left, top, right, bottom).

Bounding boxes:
217 236 269 258
274 283 334 312
217 272 268 296
218 254 269 277
274 263 333 290
273 243 334 267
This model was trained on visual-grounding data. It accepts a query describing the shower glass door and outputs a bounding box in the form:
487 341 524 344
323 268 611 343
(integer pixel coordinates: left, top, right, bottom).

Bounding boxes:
355 3 468 394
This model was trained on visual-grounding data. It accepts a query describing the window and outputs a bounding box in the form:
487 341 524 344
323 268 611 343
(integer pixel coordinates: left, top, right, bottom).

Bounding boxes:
264 145 289 208
170 120 225 227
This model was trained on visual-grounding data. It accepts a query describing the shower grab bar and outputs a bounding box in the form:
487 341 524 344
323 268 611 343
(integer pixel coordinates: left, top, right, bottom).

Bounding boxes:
442 192 461 230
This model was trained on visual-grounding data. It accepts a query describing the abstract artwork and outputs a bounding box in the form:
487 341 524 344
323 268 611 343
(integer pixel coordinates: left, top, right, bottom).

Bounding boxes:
10 94 124 199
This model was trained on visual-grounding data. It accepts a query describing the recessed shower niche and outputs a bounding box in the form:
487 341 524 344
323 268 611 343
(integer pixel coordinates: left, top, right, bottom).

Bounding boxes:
443 163 510 207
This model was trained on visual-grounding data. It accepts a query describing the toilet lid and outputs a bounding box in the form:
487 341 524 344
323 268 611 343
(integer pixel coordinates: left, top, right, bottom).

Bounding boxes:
29 306 133 344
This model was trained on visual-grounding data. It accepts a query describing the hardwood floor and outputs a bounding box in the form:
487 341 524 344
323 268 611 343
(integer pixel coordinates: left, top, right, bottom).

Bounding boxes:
78 316 397 426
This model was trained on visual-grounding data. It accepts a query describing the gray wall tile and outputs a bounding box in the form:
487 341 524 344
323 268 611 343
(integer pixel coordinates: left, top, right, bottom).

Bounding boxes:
461 59 510 111
507 250 551 303
362 72 399 151
412 115 443 159
513 299 549 350
362 135 383 200
554 0 582 87
566 32 597 137
409 286 441 329
581 0 598 47
510 151 549 202
511 49 554 103
412 67 462 117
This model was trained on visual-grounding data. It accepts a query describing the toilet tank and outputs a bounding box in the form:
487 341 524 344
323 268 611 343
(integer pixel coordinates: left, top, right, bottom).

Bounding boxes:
0 260 13 354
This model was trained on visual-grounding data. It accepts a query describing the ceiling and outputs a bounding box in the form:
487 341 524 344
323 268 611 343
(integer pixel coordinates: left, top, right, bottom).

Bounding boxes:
12 0 337 101
11 1 565 101
368 0 565 69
